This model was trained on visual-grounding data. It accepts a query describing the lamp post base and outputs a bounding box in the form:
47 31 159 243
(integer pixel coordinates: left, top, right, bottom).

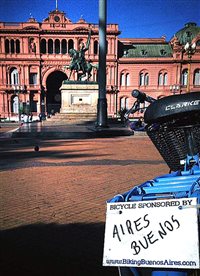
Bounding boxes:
96 98 108 128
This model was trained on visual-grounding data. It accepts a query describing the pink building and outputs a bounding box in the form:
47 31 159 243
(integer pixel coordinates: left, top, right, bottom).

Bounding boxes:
0 8 200 120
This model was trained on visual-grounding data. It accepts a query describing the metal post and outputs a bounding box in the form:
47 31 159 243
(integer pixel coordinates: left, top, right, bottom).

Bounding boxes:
187 62 191 93
96 0 108 127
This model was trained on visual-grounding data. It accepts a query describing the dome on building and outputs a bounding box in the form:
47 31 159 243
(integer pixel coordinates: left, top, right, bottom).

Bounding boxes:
174 22 200 45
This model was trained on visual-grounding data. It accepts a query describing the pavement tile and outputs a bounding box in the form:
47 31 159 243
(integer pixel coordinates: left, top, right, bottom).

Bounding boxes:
0 127 167 276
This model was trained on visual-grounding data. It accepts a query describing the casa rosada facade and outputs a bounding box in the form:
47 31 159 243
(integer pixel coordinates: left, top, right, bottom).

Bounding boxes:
0 8 200 120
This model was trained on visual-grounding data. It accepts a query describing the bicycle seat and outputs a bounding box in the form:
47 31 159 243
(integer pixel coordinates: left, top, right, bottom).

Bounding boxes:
144 92 200 124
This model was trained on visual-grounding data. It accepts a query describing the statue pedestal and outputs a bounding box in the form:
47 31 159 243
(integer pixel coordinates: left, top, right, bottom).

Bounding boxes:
60 81 98 114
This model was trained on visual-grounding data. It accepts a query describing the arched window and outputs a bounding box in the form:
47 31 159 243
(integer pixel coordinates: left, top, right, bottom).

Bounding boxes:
158 72 168 86
48 39 53 54
194 69 200 86
61 39 67 54
120 73 125 86
125 73 130 86
163 73 168 85
140 72 149 86
94 40 98 55
55 39 60 54
10 68 19 85
10 39 15 53
145 73 149 85
158 73 163 85
140 73 145 86
182 69 188 86
68 39 74 52
196 40 200 46
40 39 46 54
5 39 9 53
120 97 129 111
16 39 20 53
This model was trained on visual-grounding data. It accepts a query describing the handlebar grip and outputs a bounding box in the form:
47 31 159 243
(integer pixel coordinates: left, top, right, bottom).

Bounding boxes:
132 90 155 103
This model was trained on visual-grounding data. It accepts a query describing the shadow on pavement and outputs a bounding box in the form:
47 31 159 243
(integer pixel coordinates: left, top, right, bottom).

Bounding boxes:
0 222 118 276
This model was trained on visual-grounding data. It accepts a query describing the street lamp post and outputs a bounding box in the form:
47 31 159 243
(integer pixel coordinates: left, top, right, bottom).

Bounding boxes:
96 0 108 127
170 84 180 95
184 41 196 93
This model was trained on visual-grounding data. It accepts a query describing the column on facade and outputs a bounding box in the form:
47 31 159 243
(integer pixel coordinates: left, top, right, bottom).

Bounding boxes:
21 65 25 87
37 91 41 114
7 93 11 118
1 37 5 53
109 38 113 55
90 37 94 56
24 65 29 86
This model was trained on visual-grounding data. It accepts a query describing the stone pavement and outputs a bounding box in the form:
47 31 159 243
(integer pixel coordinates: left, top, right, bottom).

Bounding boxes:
0 122 168 276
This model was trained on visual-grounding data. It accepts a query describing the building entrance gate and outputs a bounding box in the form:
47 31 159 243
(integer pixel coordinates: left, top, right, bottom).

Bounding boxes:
46 71 67 114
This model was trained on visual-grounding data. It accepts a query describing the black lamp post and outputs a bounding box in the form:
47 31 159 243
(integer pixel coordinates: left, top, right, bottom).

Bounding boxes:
184 39 196 93
96 0 108 127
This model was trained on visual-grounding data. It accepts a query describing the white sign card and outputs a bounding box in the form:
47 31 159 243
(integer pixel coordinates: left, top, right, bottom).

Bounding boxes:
103 198 199 269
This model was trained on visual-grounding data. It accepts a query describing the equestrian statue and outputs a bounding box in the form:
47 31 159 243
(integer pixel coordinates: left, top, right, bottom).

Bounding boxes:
65 29 98 81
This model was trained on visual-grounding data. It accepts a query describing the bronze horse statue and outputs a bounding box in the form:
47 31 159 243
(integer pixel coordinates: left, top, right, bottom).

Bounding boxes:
66 48 97 81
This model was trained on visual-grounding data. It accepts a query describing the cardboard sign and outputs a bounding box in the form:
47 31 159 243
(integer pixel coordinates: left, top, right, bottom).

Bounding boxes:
103 198 199 269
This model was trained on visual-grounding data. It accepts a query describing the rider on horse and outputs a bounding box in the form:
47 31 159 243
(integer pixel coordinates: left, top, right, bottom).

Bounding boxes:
67 30 93 80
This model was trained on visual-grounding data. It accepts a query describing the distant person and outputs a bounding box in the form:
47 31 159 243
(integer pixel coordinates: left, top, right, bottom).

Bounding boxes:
23 113 29 123
29 113 33 122
39 113 42 122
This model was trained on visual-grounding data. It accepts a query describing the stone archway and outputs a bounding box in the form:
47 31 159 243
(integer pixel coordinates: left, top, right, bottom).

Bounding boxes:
46 71 67 114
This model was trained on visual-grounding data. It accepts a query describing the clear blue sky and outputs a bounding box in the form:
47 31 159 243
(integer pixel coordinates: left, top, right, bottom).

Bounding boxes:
0 0 199 40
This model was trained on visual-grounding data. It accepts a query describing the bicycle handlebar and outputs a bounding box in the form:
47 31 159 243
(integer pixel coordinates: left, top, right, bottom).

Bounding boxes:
124 90 156 119
132 89 155 104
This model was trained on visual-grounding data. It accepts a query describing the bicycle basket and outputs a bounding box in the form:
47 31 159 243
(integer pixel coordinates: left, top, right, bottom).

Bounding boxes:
144 92 200 171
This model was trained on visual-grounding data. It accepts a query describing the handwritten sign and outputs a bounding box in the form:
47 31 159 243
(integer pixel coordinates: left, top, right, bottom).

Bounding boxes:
103 198 199 269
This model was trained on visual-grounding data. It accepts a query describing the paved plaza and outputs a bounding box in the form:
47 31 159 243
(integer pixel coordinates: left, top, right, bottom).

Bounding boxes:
0 123 168 276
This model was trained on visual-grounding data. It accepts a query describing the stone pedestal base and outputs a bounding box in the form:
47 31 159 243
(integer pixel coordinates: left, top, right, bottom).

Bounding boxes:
60 82 98 114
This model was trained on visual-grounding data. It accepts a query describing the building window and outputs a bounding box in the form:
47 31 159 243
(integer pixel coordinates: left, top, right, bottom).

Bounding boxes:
120 73 125 86
40 39 46 54
160 49 167 56
163 73 168 85
94 40 98 55
158 73 163 86
61 39 67 54
120 72 130 87
10 68 19 85
140 72 149 86
4 39 20 54
126 73 130 86
55 39 60 54
48 39 53 54
5 39 9 53
158 71 168 86
16 39 20 53
182 69 188 86
120 97 129 111
29 73 37 85
194 69 200 86
68 39 74 52
141 49 147 56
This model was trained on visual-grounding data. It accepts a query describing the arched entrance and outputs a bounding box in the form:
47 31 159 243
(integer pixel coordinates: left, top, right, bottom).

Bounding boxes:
46 71 67 114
